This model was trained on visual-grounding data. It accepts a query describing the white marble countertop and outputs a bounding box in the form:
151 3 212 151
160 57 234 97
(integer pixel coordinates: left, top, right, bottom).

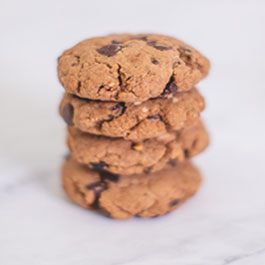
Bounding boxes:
1 1 265 264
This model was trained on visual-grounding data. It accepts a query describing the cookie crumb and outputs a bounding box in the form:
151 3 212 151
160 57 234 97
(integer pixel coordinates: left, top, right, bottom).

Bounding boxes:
131 179 140 185
141 107 148 113
172 97 178 103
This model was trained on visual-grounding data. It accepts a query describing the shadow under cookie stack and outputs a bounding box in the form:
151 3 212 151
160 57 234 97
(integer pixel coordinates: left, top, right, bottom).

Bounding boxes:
57 34 210 219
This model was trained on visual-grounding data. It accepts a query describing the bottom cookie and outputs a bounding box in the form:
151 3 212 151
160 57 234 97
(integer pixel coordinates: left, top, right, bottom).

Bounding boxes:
62 157 202 219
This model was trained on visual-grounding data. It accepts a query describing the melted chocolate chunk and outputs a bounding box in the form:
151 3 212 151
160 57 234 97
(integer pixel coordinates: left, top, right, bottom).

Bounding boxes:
111 40 123 45
90 162 108 170
151 58 159 64
147 114 161 120
168 159 177 167
161 77 178 97
86 181 108 209
169 199 180 207
99 171 119 183
62 103 74 126
147 41 172 51
97 44 122 57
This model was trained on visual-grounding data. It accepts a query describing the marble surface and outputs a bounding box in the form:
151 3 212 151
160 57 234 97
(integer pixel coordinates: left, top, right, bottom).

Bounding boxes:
1 0 265 264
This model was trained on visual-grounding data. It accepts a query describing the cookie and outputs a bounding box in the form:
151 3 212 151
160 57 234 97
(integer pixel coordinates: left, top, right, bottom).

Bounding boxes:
60 88 205 140
58 34 210 102
62 157 202 219
67 120 209 175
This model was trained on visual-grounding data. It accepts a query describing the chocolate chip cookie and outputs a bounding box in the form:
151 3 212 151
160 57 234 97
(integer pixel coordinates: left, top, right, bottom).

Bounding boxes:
60 88 205 140
58 34 210 102
67 120 209 175
62 157 202 219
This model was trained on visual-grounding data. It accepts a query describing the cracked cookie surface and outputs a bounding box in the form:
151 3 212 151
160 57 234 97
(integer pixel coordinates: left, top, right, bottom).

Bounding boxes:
58 34 210 102
67 120 209 175
60 88 205 140
62 157 202 219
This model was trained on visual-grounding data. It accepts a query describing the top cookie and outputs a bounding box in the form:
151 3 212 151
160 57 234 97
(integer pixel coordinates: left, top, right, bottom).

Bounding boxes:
58 34 210 102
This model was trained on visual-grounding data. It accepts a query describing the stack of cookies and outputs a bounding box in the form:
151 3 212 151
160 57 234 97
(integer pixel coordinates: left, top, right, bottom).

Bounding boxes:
57 34 210 219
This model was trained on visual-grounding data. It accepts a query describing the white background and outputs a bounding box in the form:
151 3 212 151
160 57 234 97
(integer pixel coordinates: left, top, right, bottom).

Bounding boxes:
1 0 265 264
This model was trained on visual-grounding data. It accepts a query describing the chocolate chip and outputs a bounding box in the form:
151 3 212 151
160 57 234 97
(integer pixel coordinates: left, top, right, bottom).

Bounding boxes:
107 114 114 121
184 149 189 158
117 64 122 87
86 181 107 192
161 77 178 97
134 36 148 41
99 171 119 183
167 82 178 94
111 104 121 113
111 40 123 44
86 181 108 209
147 41 172 51
71 55 80 66
178 47 192 63
62 103 74 126
147 114 161 120
90 162 108 170
169 199 180 207
144 167 152 174
154 45 172 51
151 58 159 64
77 81 81 93
167 159 177 167
97 44 122 57
147 41 157 47
173 61 182 67
179 46 192 53
111 102 125 116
